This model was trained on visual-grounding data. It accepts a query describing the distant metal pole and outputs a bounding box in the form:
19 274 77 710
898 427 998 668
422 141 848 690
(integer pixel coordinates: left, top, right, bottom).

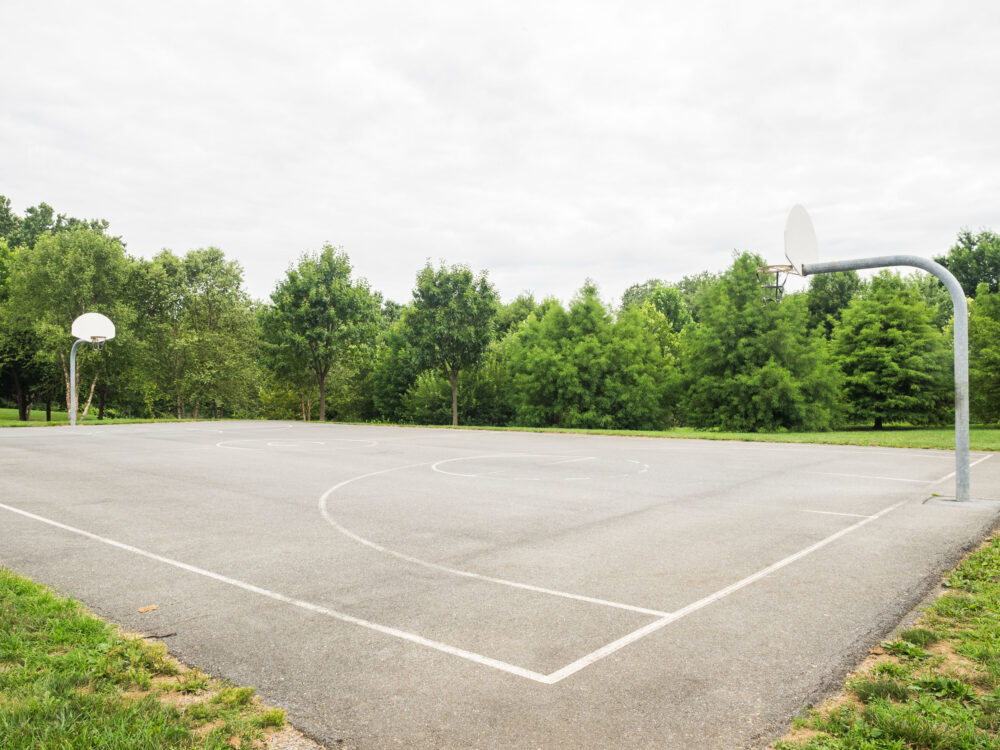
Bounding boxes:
69 338 86 427
803 256 970 501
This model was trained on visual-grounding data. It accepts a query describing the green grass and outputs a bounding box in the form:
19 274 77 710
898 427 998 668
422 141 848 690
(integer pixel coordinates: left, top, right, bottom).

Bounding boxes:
0 407 221 428
7 405 1000 452
0 568 287 749
774 532 1000 749
383 422 1000 452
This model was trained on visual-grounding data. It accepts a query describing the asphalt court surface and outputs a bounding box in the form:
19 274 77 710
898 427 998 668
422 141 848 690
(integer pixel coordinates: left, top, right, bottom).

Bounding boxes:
2 422 1000 748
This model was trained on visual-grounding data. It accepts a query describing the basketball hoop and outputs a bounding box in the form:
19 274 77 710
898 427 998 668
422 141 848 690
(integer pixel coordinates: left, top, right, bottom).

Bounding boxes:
756 264 793 304
69 313 116 426
756 204 817 304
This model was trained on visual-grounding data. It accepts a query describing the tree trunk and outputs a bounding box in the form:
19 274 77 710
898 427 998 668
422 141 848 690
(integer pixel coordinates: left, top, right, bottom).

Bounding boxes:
60 352 71 413
874 416 883 430
300 393 306 421
98 389 106 420
45 399 51 422
13 375 28 421
306 395 311 421
193 403 200 419
318 373 327 422
450 369 459 427
79 374 99 420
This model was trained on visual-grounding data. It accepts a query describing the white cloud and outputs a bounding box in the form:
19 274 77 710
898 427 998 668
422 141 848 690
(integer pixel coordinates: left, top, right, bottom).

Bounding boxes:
3 1 999 305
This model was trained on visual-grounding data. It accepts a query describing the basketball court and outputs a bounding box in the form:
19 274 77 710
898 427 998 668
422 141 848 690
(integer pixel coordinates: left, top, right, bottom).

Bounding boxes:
2 421 999 748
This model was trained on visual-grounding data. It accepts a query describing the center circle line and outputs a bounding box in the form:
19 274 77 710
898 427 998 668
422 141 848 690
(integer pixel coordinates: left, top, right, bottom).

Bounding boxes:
317 456 669 618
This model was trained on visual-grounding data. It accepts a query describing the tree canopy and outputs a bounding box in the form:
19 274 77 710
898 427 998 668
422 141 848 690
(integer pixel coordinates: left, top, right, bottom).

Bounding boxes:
260 245 379 422
0 191 995 433
405 262 499 426
936 229 1000 297
832 272 951 429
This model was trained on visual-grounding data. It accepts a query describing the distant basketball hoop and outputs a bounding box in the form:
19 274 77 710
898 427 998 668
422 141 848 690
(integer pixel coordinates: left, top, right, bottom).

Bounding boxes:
69 313 116 426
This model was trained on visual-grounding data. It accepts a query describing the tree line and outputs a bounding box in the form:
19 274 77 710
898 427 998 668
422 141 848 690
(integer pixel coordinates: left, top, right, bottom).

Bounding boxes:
2 194 1000 431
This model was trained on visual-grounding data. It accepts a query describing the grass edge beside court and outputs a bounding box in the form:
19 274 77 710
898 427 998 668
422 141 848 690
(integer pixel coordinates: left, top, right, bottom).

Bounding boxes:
4 410 1000 452
0 568 323 749
350 422 1000 452
771 529 1000 749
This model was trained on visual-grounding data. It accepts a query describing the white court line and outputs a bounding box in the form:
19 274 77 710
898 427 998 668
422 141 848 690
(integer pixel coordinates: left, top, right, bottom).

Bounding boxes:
430 454 646 482
542 496 910 683
932 454 994 484
217 438 377 451
799 509 874 519
721 442 964 459
430 453 579 478
805 471 933 484
804 455 994 487
319 458 669 618
0 494 910 685
0 501 548 682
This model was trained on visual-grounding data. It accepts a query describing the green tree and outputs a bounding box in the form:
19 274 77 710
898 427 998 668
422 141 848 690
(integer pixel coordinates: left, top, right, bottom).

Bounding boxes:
968 283 1000 423
620 279 663 309
676 271 718 323
496 293 538 338
4 201 113 250
0 196 19 241
125 249 259 419
621 280 691 332
406 262 499 426
0 310 51 420
680 253 841 431
936 228 1000 297
260 245 379 421
7 228 129 418
506 283 672 429
647 284 692 333
371 314 422 422
176 248 259 418
907 272 952 330
400 345 513 427
831 271 951 429
806 270 863 336
381 299 404 326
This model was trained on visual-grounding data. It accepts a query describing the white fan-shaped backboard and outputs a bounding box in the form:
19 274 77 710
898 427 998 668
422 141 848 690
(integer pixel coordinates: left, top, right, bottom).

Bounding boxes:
784 205 819 275
71 312 115 341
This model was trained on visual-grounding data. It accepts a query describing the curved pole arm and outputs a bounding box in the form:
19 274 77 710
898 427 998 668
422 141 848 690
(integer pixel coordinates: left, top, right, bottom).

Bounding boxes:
802 256 969 501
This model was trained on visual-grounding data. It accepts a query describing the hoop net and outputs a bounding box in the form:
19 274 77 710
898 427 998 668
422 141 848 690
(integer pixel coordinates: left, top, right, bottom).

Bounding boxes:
90 336 106 351
755 264 795 304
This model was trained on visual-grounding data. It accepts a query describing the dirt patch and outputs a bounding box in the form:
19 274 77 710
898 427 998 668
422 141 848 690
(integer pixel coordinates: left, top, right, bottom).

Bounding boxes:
264 726 330 750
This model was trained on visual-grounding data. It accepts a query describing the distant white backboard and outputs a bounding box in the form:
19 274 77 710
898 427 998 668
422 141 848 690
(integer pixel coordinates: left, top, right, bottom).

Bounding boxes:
71 312 115 341
784 205 819 275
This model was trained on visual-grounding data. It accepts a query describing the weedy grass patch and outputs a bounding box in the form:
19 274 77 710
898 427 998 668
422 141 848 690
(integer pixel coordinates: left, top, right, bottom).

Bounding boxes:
0 568 289 749
774 532 1000 749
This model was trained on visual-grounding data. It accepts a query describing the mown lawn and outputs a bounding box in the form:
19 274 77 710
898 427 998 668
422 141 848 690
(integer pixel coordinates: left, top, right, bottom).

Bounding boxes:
445 423 1000 452
4 408 1000 452
0 569 288 748
0 408 206 428
774 532 1000 749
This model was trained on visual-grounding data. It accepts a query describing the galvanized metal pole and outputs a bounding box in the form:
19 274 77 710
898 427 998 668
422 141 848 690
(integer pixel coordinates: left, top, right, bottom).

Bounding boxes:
802 256 970 501
69 339 86 427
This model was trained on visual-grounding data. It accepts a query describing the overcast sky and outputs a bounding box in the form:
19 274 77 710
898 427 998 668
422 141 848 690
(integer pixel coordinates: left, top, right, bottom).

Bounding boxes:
3 1 999 304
